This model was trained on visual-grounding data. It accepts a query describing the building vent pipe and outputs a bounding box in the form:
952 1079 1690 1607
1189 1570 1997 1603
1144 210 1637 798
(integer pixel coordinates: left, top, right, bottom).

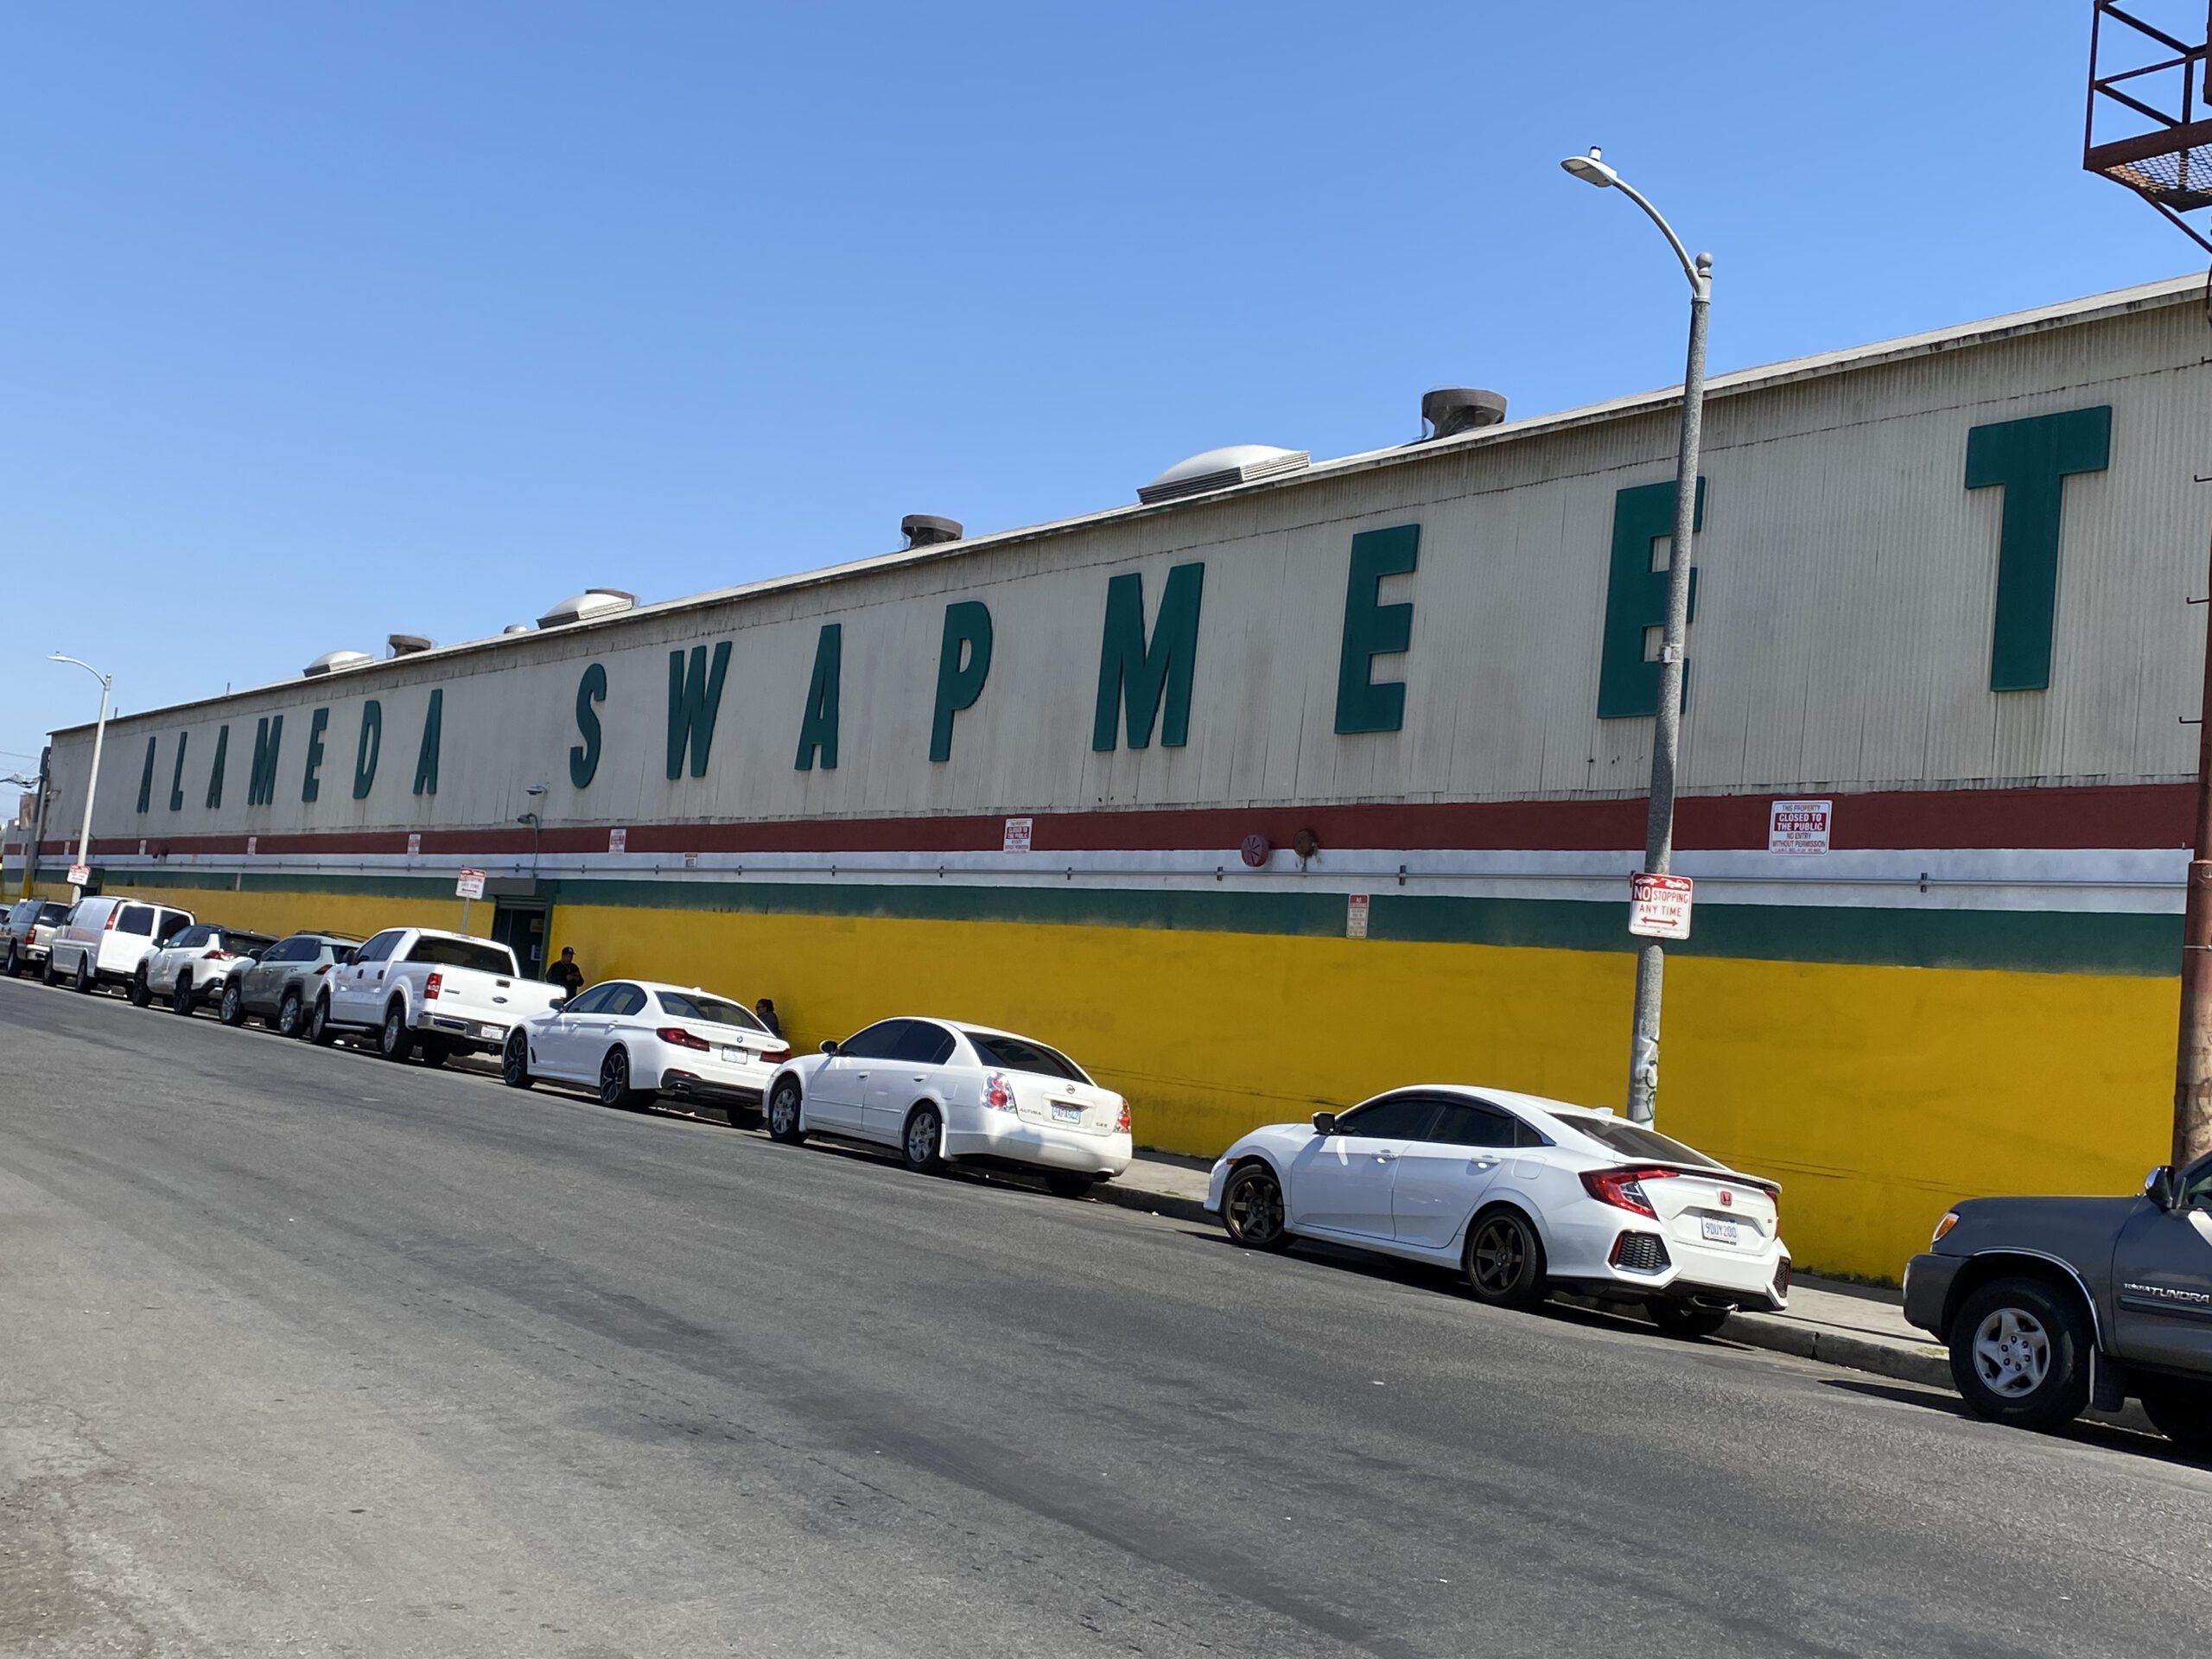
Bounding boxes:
1421 388 1508 441
902 514 963 549
1137 444 1309 505
387 632 435 658
502 623 534 636
537 588 637 629
303 649 375 678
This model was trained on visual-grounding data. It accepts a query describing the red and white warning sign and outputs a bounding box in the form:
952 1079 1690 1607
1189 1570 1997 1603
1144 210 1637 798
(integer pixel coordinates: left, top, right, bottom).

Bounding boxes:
1002 817 1033 855
607 826 628 854
1345 893 1370 939
1767 798 1833 856
1629 872 1693 940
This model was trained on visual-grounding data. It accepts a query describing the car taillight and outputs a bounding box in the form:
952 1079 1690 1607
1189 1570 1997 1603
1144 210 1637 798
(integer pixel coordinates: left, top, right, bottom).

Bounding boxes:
206 950 233 962
103 910 118 931
423 970 443 1000
1580 1166 1679 1219
315 963 333 976
757 1046 790 1065
984 1071 1016 1111
658 1026 711 1052
1115 1097 1131 1134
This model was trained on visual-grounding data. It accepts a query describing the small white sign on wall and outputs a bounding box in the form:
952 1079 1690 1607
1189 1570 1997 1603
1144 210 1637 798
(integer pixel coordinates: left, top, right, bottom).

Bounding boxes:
1002 817 1033 855
406 832 422 855
245 836 257 855
1768 798 1834 856
1346 893 1370 939
608 826 628 854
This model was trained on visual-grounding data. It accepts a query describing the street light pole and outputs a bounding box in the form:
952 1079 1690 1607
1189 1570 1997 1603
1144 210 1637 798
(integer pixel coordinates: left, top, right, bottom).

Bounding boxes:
49 654 113 901
1560 148 1712 1125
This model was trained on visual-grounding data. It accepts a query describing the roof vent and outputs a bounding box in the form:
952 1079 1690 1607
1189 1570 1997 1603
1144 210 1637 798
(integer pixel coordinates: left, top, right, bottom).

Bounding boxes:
502 623 534 636
902 513 963 549
1421 388 1509 441
387 632 435 658
537 588 637 629
1138 444 1309 505
303 649 374 678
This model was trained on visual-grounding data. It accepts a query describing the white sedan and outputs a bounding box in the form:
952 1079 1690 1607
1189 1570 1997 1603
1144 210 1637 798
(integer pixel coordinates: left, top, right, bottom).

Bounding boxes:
502 980 790 1123
763 1016 1132 1198
1206 1085 1789 1335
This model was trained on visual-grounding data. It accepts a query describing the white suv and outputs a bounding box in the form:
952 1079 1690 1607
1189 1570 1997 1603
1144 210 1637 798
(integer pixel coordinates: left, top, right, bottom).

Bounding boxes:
44 897 195 994
139 923 277 1014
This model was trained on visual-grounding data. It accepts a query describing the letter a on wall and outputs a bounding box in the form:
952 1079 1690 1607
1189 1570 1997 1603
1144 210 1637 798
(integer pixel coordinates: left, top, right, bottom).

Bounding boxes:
1965 405 2111 692
795 626 841 771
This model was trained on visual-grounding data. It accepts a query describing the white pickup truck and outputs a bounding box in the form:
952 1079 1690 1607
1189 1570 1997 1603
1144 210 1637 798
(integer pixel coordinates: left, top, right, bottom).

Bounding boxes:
308 926 564 1065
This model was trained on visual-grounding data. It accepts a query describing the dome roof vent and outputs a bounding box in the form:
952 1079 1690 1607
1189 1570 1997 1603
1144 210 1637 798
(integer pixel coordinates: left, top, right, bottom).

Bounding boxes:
303 649 375 678
501 623 534 636
1421 388 1509 441
387 632 435 658
902 513 963 548
1138 443 1308 505
537 588 637 629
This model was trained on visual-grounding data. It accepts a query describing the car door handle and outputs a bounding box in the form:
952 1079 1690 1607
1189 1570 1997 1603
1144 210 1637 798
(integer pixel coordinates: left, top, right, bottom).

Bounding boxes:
1373 1151 1397 1163
1471 1157 1501 1170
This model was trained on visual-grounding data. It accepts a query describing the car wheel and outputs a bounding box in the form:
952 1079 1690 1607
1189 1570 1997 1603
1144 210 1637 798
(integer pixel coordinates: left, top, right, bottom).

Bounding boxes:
276 988 305 1038
1 939 16 976
766 1078 806 1143
1222 1162 1292 1250
76 955 96 994
1464 1205 1548 1310
171 973 194 1014
600 1047 646 1110
1948 1276 2093 1431
308 995 338 1046
900 1103 944 1174
127 964 149 1005
2138 1378 2212 1458
378 1004 414 1063
417 1037 450 1069
1646 1300 1733 1339
219 980 247 1027
42 949 60 987
1043 1170 1096 1199
501 1030 536 1090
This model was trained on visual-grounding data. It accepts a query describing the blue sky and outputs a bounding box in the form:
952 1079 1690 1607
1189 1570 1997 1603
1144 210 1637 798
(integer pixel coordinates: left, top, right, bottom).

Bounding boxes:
0 3 2193 776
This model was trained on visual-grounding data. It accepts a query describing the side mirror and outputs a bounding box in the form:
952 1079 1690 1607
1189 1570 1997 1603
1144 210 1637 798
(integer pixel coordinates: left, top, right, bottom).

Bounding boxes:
2145 1165 2177 1211
549 997 568 1013
341 950 359 965
1312 1110 1338 1136
820 1039 839 1055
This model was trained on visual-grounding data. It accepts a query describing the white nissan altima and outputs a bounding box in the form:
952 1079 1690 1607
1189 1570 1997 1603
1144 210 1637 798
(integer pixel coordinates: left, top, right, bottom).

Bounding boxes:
762 1016 1133 1197
1206 1085 1789 1335
502 980 791 1123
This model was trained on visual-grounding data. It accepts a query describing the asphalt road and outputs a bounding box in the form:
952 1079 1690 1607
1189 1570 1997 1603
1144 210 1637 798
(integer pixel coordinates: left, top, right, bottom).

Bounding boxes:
2 976 2208 1659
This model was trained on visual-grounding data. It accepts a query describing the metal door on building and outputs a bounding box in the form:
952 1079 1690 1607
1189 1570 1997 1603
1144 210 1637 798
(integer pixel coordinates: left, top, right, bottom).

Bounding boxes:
492 901 550 981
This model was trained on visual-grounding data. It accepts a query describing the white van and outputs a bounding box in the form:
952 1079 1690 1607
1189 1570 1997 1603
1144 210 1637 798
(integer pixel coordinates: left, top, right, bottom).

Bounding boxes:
44 897 196 994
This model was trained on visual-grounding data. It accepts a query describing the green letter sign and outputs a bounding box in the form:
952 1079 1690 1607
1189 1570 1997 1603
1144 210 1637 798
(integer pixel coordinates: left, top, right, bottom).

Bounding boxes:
412 690 442 797
1965 405 2112 692
930 601 994 762
206 725 228 810
667 641 733 779
570 664 605 788
248 715 284 807
795 625 841 772
1092 563 1205 752
1335 524 1420 734
1597 478 1705 720
301 707 331 803
353 700 382 800
168 730 189 811
136 736 156 814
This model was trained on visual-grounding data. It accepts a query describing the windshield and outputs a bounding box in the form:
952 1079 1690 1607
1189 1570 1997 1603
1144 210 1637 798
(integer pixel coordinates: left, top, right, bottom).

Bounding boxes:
960 1030 1090 1084
657 991 766 1031
403 937 515 975
1562 1113 1723 1170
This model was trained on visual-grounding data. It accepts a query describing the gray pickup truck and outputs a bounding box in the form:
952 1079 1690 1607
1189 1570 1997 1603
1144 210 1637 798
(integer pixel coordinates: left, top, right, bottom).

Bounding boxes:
1904 1152 2212 1453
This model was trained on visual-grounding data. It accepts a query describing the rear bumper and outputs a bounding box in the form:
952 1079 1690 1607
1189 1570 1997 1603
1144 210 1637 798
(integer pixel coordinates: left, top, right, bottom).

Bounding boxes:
944 1113 1133 1177
1901 1252 1960 1339
661 1070 765 1109
1560 1229 1791 1312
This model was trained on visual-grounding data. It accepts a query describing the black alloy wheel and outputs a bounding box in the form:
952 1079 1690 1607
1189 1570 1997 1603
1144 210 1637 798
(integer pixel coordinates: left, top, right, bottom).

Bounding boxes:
900 1103 944 1174
378 1004 414 1063
1464 1206 1548 1310
1222 1163 1290 1250
1647 1300 1734 1340
220 980 247 1027
501 1031 535 1090
75 954 95 994
171 973 194 1014
766 1079 806 1144
276 988 306 1038
600 1047 645 1110
127 964 149 1005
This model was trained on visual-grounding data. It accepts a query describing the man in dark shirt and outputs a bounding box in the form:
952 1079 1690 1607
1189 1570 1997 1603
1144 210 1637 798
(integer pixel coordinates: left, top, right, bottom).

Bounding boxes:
548 945 585 998
754 998 783 1039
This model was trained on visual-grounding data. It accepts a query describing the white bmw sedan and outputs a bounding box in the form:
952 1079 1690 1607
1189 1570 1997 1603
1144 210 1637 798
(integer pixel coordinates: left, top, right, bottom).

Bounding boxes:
762 1016 1132 1198
1206 1085 1789 1335
502 980 791 1123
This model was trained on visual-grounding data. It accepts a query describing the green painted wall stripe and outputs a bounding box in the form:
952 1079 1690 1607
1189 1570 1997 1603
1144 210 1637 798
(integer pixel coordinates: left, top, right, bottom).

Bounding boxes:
96 866 2181 976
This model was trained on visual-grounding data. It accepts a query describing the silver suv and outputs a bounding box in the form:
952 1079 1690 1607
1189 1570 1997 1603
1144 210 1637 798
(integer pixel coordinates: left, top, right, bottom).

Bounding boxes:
1 899 68 977
219 931 360 1038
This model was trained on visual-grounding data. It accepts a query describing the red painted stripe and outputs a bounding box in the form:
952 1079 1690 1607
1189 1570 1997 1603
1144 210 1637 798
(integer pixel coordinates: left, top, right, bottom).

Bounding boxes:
46 782 2194 862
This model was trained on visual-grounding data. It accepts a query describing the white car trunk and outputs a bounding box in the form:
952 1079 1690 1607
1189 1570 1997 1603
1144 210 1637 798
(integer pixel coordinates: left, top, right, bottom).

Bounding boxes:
1006 1072 1122 1137
1639 1167 1779 1254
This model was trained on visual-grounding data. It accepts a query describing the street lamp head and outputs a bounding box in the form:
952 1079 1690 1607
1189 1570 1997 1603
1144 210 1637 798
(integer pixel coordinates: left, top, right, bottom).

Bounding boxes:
1560 147 1618 188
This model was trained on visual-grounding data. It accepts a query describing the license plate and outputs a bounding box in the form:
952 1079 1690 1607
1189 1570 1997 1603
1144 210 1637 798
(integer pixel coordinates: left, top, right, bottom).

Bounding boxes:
478 1023 501 1040
721 1046 749 1062
1700 1217 1740 1245
1050 1103 1084 1124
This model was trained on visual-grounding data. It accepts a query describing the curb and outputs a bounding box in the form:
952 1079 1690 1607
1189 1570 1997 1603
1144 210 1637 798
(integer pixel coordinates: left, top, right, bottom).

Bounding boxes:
1092 1178 1214 1230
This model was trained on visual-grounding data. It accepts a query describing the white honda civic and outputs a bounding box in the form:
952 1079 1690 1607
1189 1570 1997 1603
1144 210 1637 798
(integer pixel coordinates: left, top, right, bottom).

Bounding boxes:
1205 1085 1789 1335
762 1016 1132 1198
502 979 791 1124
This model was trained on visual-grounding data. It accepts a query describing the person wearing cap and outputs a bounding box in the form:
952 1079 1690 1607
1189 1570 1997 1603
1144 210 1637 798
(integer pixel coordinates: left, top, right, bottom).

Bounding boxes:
547 944 585 997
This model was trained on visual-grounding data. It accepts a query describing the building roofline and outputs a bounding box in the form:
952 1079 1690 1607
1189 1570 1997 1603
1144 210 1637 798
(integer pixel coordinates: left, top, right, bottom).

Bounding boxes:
50 272 2205 739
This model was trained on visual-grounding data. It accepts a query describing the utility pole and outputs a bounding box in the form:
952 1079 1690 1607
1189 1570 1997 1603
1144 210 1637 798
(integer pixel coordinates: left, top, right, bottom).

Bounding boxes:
2084 5 2212 1166
49 654 112 901
1560 147 1711 1125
